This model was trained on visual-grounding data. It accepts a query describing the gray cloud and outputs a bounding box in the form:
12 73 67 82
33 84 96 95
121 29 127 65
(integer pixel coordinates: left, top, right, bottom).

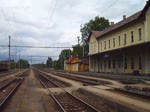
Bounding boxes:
0 0 147 63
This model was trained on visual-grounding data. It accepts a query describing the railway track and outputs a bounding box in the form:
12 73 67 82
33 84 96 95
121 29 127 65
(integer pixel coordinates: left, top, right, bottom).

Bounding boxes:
0 71 16 77
36 72 100 112
0 78 23 111
47 71 150 100
58 70 150 84
0 70 29 111
51 71 110 86
45 71 105 86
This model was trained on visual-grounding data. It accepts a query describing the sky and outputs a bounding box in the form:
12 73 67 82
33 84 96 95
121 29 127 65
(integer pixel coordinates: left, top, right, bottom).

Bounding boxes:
0 0 148 64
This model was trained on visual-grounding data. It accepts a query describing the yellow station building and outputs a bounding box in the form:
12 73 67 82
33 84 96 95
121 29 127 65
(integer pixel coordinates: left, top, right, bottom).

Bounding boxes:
88 1 150 75
64 57 89 72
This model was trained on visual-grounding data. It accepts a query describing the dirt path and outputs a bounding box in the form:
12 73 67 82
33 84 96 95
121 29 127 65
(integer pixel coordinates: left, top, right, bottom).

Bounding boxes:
3 69 61 112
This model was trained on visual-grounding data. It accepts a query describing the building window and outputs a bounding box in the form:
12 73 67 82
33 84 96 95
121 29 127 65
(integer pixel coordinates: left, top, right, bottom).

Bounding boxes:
118 36 121 46
131 56 134 69
108 59 111 69
138 28 142 40
108 40 110 48
104 60 107 69
113 59 115 68
113 38 115 47
101 42 102 50
104 41 106 49
139 56 142 69
94 43 96 52
118 57 122 68
91 59 93 69
124 57 127 69
131 31 134 43
124 34 127 45
101 62 102 69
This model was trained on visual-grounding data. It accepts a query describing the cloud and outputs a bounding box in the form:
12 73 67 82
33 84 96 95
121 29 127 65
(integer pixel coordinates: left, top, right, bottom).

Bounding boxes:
0 0 147 63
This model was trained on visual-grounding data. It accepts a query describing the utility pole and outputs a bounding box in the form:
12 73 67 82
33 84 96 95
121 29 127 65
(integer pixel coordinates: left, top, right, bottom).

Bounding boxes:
82 36 84 57
77 36 80 72
81 24 84 57
8 36 11 72
77 36 80 58
31 56 32 67
19 51 20 71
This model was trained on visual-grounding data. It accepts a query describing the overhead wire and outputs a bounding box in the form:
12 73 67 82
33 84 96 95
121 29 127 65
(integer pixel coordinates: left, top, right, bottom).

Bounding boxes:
100 0 120 15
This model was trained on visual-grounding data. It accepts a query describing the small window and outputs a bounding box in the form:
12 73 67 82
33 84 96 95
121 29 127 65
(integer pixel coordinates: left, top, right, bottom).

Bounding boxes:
139 56 142 69
124 57 127 69
104 41 106 49
94 44 96 52
124 34 127 45
104 60 107 68
131 56 134 69
108 40 110 48
131 31 134 43
101 42 102 50
118 57 122 68
138 28 142 40
113 38 115 47
113 59 115 68
108 59 111 69
91 60 93 69
100 62 102 69
118 36 121 46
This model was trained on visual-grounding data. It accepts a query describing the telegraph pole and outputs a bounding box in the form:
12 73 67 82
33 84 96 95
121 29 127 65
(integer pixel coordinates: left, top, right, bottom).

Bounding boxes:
8 36 11 71
77 36 80 58
82 36 84 57
19 51 20 71
80 24 84 57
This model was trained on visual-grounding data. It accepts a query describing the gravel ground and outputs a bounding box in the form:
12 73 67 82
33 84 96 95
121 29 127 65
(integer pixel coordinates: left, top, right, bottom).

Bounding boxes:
73 90 123 112
2 69 61 112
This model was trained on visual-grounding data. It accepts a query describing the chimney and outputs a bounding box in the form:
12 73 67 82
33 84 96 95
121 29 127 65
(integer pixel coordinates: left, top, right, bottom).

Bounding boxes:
110 22 114 25
123 15 126 20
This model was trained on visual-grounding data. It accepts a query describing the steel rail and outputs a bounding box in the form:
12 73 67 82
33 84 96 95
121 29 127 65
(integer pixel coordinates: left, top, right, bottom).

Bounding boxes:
0 79 23 110
53 71 150 99
36 74 66 112
38 72 100 112
55 73 100 85
0 79 16 90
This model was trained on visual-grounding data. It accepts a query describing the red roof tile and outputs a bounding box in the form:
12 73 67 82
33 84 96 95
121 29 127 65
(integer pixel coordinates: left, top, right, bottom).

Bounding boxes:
66 57 76 64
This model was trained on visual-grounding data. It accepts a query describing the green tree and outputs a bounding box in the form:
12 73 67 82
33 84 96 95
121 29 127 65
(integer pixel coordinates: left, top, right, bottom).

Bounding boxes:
46 57 53 68
80 16 110 38
59 49 71 69
32 62 46 69
72 44 83 59
53 60 61 69
18 59 29 69
80 16 110 57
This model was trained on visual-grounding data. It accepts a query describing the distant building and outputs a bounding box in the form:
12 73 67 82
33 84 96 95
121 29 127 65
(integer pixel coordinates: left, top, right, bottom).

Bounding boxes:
64 57 89 72
88 1 150 75
64 57 80 71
